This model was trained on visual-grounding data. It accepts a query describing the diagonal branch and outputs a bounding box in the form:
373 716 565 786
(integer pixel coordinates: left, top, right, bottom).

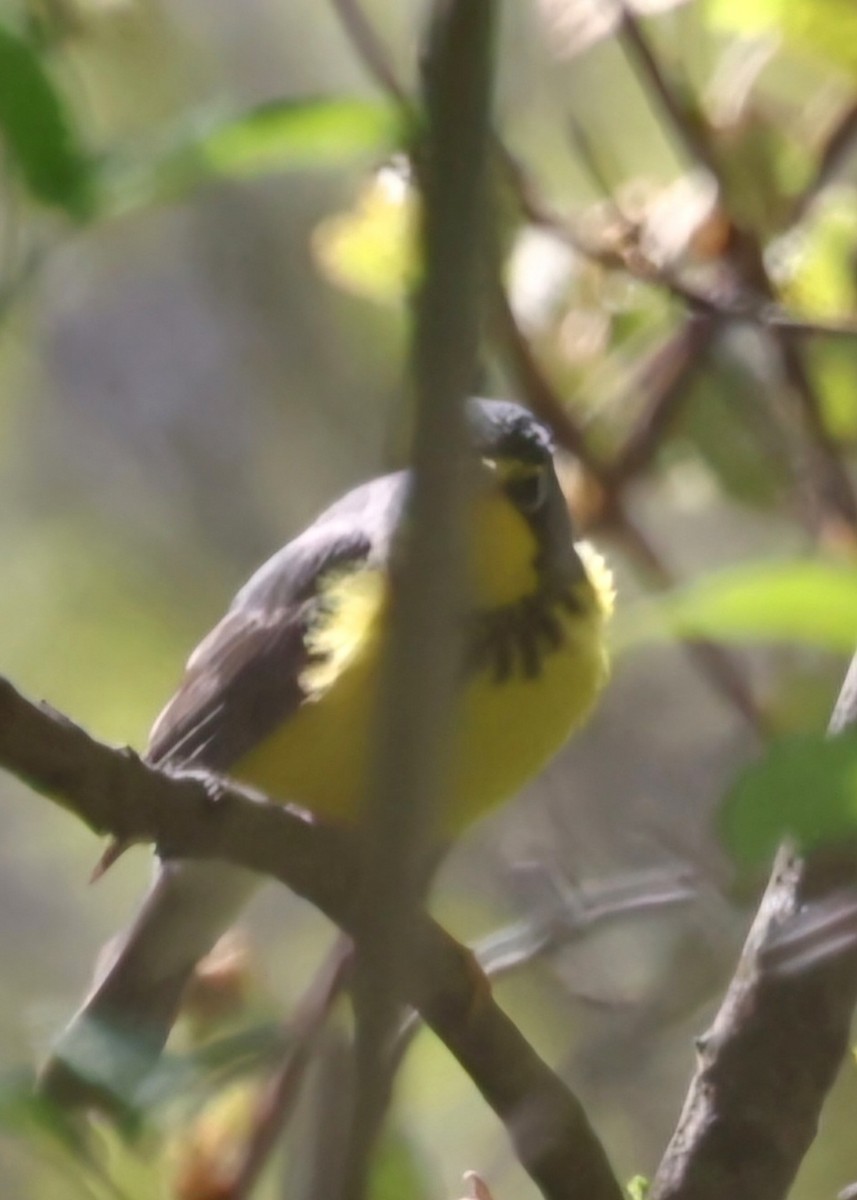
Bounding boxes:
0 674 622 1200
329 0 412 109
219 938 353 1200
651 650 857 1200
787 99 857 227
615 1 720 182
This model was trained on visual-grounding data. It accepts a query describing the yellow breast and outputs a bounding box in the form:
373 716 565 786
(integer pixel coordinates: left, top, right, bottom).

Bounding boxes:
234 537 612 836
452 563 610 828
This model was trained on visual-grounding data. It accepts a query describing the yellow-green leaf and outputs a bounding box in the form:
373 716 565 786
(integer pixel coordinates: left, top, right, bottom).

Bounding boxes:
616 560 857 652
313 166 419 305
708 0 857 80
721 731 857 867
778 191 857 319
197 97 402 178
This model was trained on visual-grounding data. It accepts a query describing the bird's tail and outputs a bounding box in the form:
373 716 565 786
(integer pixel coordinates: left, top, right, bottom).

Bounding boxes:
39 859 259 1111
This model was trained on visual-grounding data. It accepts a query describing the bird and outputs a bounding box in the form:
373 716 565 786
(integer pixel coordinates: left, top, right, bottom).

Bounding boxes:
40 397 614 1109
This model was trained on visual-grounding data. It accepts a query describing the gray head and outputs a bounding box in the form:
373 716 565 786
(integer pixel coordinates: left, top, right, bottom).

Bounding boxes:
465 398 554 465
466 398 583 590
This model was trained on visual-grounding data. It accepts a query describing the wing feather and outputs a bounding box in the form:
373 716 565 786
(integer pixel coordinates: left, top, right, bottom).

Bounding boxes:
146 472 406 772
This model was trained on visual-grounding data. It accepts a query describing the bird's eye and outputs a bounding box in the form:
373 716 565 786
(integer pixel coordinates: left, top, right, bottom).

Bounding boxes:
505 467 549 514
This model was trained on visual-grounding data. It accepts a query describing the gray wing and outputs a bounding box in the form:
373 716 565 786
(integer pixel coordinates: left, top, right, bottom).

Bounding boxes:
39 473 406 1105
146 471 406 772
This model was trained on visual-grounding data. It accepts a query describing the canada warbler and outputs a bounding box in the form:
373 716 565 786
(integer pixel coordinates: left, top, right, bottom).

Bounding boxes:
41 397 613 1105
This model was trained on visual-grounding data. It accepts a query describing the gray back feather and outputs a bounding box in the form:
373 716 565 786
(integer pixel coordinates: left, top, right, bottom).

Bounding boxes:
146 472 407 772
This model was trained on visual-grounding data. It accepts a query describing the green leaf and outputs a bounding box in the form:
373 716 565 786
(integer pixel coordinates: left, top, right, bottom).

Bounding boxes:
103 97 404 214
97 97 405 218
677 371 787 507
0 22 93 217
369 1129 434 1200
615 561 857 653
775 191 857 440
0 1069 89 1158
196 96 402 178
805 339 857 443
720 731 857 867
708 0 857 80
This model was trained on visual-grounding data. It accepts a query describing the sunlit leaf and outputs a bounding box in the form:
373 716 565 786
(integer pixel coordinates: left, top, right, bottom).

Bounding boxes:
91 1120 168 1199
616 561 857 652
720 731 857 868
313 164 419 304
804 340 857 444
0 21 94 217
709 0 857 80
772 190 857 441
777 190 857 318
197 96 401 178
627 1177 651 1200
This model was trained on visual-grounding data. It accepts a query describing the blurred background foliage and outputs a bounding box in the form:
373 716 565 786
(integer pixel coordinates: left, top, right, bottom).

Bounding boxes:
3 0 857 1196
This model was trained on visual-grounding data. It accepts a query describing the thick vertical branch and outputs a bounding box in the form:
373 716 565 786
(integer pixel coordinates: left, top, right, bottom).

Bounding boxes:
343 4 498 1198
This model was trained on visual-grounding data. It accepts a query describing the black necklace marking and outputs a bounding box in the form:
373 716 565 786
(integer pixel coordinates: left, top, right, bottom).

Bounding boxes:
467 585 584 684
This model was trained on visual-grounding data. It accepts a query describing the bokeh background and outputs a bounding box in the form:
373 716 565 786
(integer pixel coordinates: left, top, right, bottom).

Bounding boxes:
3 0 857 1196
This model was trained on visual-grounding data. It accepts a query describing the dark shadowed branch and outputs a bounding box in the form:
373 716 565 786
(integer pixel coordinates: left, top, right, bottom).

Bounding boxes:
343 2 498 1198
219 938 353 1200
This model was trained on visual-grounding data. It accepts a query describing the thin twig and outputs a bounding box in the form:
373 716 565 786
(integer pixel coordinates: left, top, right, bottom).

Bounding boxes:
476 865 695 981
493 284 602 472
762 311 857 340
609 7 857 531
393 865 695 1060
603 319 718 488
220 938 353 1199
615 0 720 181
611 509 771 734
762 887 857 978
787 99 857 227
503 149 857 343
328 0 412 108
566 115 629 213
